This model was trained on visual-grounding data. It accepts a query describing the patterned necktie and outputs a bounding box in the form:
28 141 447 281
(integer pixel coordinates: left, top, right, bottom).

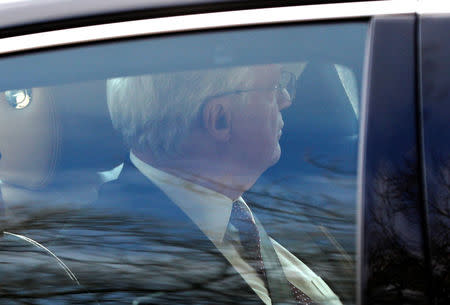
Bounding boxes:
227 199 316 305
228 199 270 289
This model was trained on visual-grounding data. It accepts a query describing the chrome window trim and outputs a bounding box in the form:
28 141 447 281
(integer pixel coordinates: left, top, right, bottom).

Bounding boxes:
0 0 419 56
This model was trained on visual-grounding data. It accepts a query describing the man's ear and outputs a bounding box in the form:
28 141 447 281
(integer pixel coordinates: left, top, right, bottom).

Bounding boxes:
202 98 231 142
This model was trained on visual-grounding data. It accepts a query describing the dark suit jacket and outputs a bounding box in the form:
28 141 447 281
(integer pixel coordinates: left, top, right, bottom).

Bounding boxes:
87 159 265 305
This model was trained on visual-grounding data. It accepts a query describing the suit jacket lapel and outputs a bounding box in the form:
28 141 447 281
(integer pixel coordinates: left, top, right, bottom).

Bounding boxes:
254 215 294 304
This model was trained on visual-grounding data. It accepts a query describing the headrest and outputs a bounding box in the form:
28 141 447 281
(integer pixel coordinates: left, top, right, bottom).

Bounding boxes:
0 80 127 191
275 62 359 173
288 62 358 140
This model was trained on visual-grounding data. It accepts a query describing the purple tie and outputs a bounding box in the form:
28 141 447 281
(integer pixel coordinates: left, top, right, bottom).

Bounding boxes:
228 199 316 305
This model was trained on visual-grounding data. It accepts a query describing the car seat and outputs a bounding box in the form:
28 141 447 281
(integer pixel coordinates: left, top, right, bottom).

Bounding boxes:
273 62 359 176
0 80 126 303
0 80 127 207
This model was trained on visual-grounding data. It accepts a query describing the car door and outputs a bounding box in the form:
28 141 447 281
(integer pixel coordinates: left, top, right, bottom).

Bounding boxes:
419 12 450 305
0 1 445 305
359 14 429 305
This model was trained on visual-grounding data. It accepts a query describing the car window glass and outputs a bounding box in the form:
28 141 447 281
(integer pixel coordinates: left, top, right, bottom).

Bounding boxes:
0 21 368 305
335 64 359 119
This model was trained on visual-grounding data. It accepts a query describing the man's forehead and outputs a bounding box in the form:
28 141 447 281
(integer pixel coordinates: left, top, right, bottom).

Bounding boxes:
249 62 306 82
250 64 280 75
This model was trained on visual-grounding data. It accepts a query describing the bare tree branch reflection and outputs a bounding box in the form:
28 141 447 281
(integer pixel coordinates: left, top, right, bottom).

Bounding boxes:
2 204 273 304
366 155 427 305
1 172 358 305
1 149 359 305
247 154 357 305
426 155 450 305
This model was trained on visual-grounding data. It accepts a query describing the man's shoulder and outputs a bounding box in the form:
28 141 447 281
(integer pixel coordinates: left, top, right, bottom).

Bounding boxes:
89 161 262 304
96 160 177 218
103 160 158 194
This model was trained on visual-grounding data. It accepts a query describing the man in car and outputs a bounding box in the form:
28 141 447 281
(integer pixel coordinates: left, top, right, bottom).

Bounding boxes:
103 64 341 305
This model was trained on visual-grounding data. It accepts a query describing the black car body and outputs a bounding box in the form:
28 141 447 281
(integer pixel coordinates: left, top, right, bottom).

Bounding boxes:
0 0 448 304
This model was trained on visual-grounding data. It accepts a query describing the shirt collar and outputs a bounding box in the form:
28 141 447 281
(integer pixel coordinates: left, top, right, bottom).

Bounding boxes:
130 151 235 244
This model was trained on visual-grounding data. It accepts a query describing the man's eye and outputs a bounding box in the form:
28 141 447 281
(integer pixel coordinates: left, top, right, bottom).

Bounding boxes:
4 89 32 109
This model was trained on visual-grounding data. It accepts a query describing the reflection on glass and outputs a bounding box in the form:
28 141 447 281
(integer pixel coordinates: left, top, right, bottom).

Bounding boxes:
421 17 450 304
367 156 427 305
427 157 450 305
4 89 32 109
0 23 366 305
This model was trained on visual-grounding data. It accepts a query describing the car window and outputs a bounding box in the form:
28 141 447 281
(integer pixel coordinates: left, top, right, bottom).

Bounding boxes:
0 21 368 304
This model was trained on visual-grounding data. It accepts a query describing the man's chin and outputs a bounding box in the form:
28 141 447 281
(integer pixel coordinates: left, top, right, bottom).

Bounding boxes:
269 144 281 166
248 144 281 176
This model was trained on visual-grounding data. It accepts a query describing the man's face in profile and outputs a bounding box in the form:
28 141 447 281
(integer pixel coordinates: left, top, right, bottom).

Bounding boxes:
228 65 292 174
107 64 294 194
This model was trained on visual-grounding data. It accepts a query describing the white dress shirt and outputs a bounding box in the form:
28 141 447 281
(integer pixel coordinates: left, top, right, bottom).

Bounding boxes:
130 152 342 305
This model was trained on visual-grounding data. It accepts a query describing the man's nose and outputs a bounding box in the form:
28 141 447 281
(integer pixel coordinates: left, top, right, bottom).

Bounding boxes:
277 88 292 110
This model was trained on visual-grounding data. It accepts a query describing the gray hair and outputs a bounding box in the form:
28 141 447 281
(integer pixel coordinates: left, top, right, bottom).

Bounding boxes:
107 67 253 160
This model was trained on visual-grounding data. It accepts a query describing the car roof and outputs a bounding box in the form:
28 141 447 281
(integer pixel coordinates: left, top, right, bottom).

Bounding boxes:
0 0 217 29
0 0 374 33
